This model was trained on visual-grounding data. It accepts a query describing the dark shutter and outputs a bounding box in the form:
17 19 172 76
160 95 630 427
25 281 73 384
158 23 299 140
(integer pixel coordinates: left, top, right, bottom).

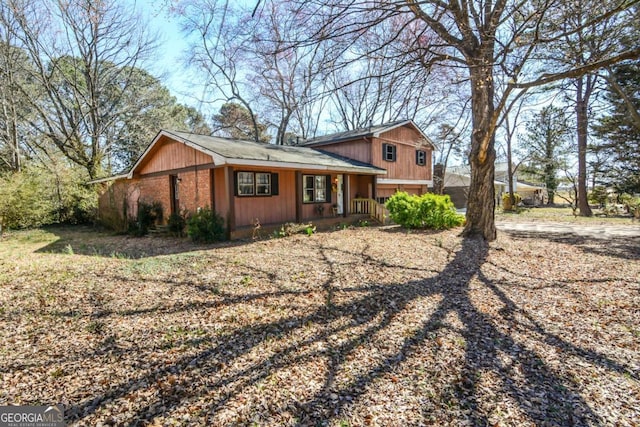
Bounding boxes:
383 143 396 162
233 171 239 196
416 150 420 165
325 175 331 202
271 173 279 196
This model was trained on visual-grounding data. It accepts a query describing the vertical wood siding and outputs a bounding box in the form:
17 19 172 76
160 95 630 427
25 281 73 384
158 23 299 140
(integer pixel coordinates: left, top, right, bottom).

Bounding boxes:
372 138 432 181
138 136 213 175
234 170 297 227
213 168 229 223
315 140 372 164
371 125 433 181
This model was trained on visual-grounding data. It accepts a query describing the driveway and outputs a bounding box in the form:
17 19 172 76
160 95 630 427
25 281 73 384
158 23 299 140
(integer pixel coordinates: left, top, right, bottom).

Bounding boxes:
497 220 640 240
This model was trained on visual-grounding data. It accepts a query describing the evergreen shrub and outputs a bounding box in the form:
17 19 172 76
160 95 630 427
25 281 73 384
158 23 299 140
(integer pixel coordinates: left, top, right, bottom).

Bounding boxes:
385 192 464 229
186 207 226 242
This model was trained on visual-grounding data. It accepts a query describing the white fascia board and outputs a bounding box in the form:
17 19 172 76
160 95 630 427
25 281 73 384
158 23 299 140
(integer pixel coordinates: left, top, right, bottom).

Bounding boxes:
371 120 412 137
227 158 386 175
377 178 433 185
373 120 436 149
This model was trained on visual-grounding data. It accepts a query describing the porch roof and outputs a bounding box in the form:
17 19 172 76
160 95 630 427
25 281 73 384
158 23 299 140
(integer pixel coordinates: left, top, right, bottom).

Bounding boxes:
126 130 387 178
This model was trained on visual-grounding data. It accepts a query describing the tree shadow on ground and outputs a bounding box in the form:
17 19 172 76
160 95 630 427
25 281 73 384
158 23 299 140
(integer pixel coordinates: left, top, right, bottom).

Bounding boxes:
58 234 639 426
33 225 248 259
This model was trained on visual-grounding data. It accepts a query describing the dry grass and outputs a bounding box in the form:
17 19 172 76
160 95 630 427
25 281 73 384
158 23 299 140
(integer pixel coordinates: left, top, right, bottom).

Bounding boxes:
1 225 639 426
496 206 638 225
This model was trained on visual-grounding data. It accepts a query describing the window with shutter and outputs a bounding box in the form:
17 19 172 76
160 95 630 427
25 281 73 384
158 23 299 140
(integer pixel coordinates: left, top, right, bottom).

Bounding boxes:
235 171 276 197
383 143 396 162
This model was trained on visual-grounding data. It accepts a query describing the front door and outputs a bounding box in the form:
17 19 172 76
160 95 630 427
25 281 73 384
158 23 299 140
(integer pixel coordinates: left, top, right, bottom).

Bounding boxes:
170 175 180 214
336 174 344 214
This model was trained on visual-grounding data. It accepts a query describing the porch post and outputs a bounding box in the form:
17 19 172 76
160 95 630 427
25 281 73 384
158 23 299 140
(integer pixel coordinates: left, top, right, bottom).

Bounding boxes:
372 175 377 201
344 174 351 216
295 171 302 222
226 166 235 236
210 169 216 211
342 174 348 218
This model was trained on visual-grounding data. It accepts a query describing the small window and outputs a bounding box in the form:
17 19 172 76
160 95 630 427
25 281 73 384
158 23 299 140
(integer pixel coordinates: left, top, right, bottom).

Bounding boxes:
416 150 427 166
303 174 329 203
237 172 255 196
256 173 271 195
236 172 278 196
383 143 396 162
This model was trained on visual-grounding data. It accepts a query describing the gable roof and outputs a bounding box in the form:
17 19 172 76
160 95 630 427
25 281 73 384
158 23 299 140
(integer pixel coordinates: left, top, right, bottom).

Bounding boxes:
127 130 387 178
303 119 435 148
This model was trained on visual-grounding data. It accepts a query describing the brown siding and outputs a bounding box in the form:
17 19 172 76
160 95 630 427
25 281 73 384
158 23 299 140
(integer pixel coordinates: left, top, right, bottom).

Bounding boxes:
377 184 428 199
378 125 424 144
350 175 372 199
234 169 297 227
313 124 433 183
213 168 229 223
315 140 372 164
372 125 433 181
137 136 213 175
372 137 432 181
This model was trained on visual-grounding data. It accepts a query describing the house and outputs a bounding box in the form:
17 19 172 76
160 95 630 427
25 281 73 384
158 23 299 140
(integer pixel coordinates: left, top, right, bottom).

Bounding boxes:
93 120 435 239
442 162 546 209
303 120 435 203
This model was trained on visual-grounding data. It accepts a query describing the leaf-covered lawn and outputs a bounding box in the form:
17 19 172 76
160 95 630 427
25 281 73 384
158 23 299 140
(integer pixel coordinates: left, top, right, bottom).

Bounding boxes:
1 226 639 426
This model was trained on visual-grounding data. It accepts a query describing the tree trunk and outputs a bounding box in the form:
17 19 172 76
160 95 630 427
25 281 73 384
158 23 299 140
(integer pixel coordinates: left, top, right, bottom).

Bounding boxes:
576 77 593 217
507 140 515 210
463 65 497 241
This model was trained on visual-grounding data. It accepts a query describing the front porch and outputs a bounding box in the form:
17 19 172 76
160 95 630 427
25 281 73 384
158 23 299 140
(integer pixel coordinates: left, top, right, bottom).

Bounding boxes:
230 198 389 240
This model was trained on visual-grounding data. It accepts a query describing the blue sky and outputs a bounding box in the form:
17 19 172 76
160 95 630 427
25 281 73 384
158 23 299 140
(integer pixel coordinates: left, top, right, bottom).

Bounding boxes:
140 0 203 109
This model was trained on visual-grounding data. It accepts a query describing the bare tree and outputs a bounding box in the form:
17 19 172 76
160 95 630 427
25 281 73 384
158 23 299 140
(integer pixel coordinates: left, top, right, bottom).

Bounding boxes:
181 1 275 143
282 0 639 240
0 4 36 172
4 0 158 179
538 0 633 216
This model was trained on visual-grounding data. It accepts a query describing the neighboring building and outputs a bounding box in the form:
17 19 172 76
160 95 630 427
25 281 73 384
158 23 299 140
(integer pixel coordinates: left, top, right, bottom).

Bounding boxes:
443 162 546 209
93 120 435 239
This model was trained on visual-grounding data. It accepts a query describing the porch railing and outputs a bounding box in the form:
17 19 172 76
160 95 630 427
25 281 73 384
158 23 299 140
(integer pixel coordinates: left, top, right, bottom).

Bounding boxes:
350 198 389 224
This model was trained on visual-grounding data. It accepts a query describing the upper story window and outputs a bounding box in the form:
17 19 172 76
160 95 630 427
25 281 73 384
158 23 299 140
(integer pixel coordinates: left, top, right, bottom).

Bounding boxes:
382 143 396 162
416 150 427 166
236 172 278 196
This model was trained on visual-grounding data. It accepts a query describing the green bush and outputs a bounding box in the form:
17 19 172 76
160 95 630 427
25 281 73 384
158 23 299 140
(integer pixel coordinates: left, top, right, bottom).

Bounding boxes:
128 201 162 237
0 164 98 231
186 207 226 243
167 212 186 236
620 194 640 218
589 186 609 207
385 192 464 230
